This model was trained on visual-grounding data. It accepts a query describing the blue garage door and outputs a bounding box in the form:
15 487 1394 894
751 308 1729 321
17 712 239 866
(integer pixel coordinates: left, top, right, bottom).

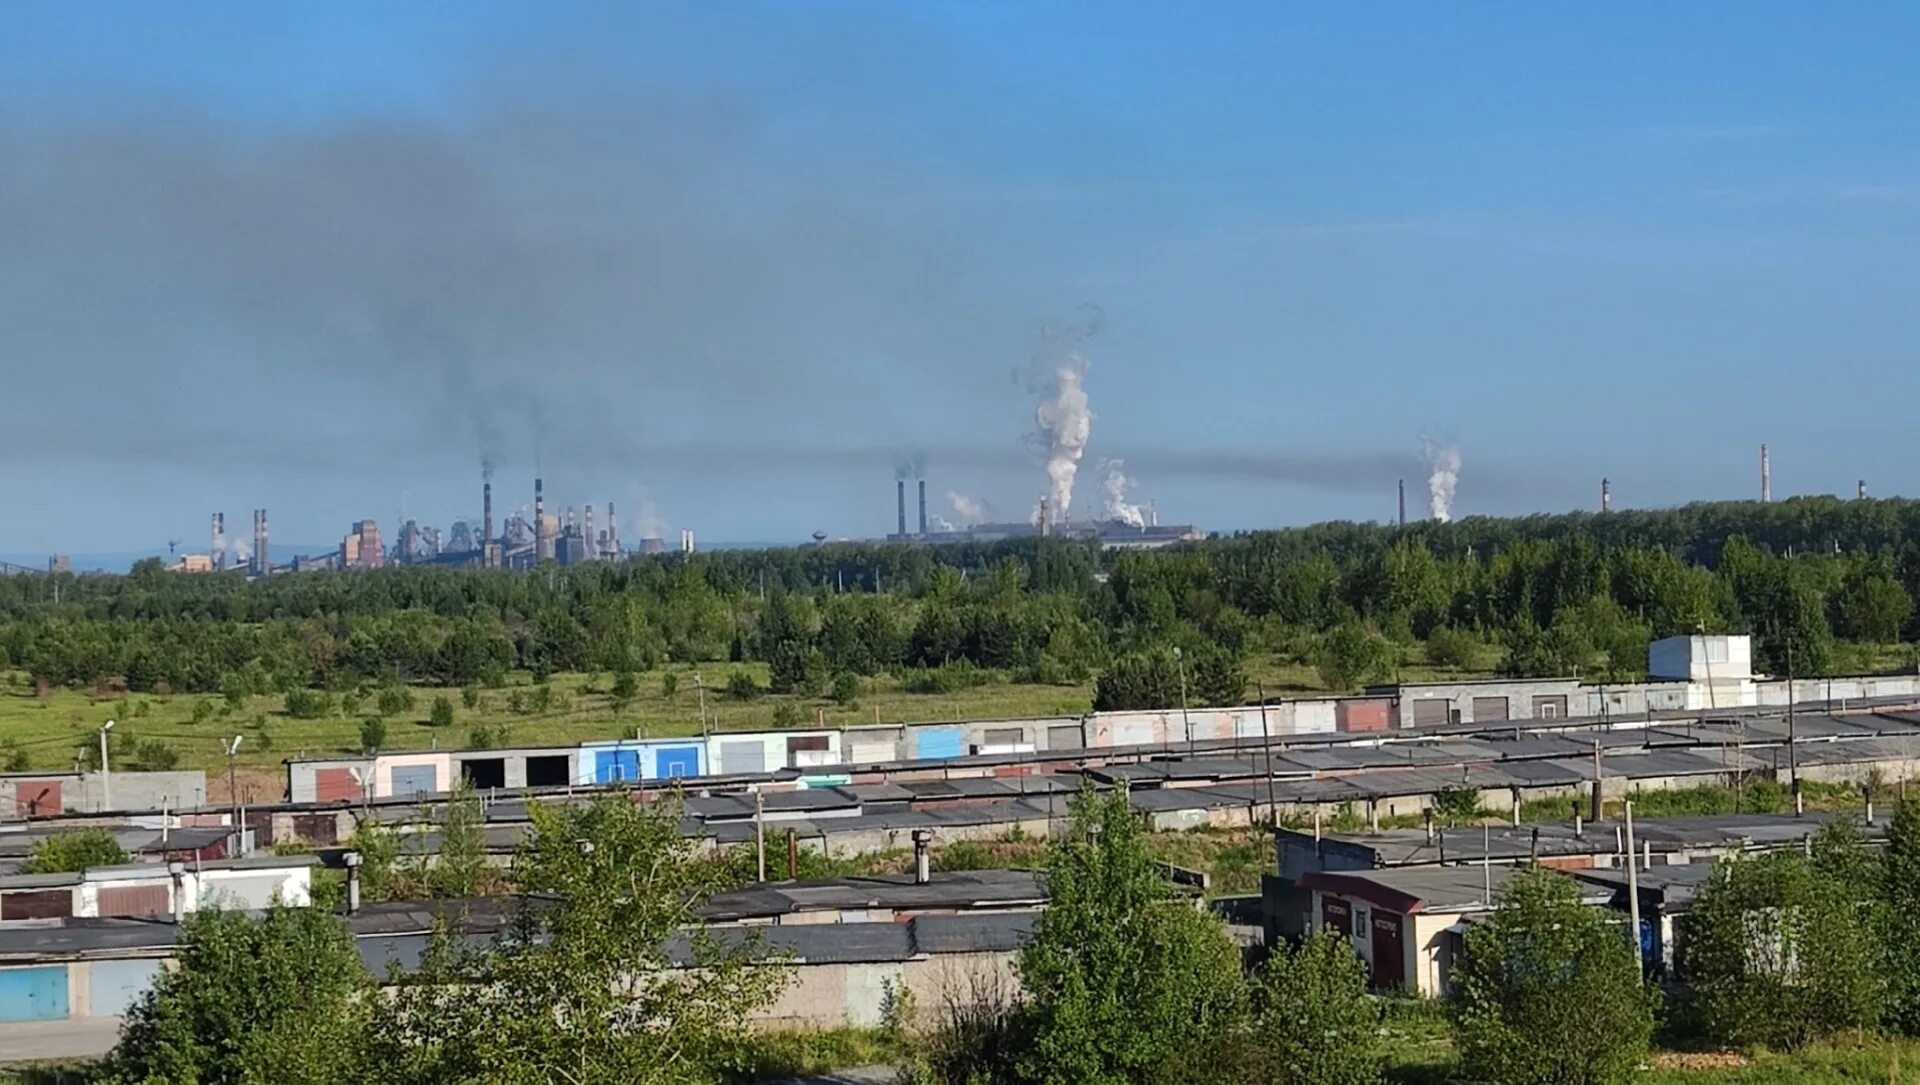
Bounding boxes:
595 749 640 783
89 960 160 1018
914 728 965 760
0 966 68 1022
390 765 437 797
654 745 701 780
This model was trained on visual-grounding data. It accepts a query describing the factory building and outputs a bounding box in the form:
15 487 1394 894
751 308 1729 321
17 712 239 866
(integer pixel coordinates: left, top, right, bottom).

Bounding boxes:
882 476 1203 549
340 520 385 569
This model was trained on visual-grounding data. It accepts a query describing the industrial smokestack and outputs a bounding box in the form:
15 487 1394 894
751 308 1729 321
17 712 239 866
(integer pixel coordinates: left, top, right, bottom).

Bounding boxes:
256 509 268 575
1038 495 1052 537
1858 479 1868 500
1760 444 1771 503
535 477 552 562
210 512 224 570
584 505 595 560
917 479 928 536
606 502 618 557
896 479 906 537
1397 479 1406 527
482 481 493 558
1601 478 1612 513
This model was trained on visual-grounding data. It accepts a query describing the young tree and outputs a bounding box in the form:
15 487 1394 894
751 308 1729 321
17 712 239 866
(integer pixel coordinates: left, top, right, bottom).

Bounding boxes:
358 715 387 754
1314 622 1395 692
26 828 129 873
610 668 640 713
1016 783 1247 1085
429 694 456 729
425 779 490 898
98 906 372 1085
1884 798 1920 1034
367 793 791 1083
1452 868 1654 1085
1683 848 1880 1049
1253 929 1380 1085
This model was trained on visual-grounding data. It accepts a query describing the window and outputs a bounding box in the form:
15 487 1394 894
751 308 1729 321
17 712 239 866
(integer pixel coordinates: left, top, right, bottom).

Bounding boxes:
1705 638 1730 664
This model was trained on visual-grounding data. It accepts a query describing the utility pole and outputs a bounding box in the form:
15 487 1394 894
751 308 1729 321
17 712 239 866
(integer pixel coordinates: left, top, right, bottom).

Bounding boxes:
98 719 115 811
694 672 708 739
1172 646 1193 759
1257 684 1278 827
1786 638 1798 792
754 789 766 882
1624 799 1644 982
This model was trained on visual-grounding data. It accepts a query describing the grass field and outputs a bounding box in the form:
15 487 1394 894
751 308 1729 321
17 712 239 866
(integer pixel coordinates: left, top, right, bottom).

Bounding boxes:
0 653 1495 789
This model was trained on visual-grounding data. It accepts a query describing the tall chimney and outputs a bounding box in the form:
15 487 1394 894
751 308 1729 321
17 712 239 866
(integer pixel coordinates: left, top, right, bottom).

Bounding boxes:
1038 496 1051 537
211 513 224 570
606 502 618 557
584 505 595 560
1760 444 1771 503
256 509 268 575
1858 479 1868 500
535 477 551 562
896 479 907 537
1396 479 1406 526
482 481 494 558
917 479 928 536
1601 477 1612 513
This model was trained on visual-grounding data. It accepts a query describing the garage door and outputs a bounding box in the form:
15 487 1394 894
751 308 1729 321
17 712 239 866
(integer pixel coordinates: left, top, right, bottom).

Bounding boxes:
654 745 701 779
1471 696 1509 722
315 768 363 803
847 736 899 764
390 765 437 798
1046 724 1082 751
0 967 68 1022
89 960 160 1019
12 780 62 818
0 889 72 920
1409 699 1450 727
98 885 170 918
1530 695 1568 719
913 729 965 760
595 749 639 783
719 742 767 774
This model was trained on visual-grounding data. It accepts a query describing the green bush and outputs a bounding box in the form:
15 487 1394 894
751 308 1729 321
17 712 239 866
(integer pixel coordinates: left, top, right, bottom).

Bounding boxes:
1452 868 1654 1085
375 685 414 717
429 695 455 729
1253 929 1381 1085
460 685 483 711
725 669 763 701
283 687 333 719
357 716 387 753
1683 847 1881 1049
27 829 130 873
772 702 805 728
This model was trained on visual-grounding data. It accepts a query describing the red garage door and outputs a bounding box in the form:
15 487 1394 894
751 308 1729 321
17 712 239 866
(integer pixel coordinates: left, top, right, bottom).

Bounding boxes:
315 768 363 803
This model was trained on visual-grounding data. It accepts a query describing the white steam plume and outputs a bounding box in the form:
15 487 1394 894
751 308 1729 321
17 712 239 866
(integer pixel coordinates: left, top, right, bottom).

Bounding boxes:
947 491 986 526
1423 439 1461 523
1032 351 1092 523
1101 459 1145 528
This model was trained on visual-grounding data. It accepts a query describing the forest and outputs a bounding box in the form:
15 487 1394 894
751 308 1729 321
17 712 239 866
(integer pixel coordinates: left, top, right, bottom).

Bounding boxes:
3 496 1919 715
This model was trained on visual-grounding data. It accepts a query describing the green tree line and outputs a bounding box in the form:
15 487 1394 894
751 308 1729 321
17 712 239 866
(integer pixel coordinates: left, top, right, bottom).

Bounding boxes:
6 497 1920 709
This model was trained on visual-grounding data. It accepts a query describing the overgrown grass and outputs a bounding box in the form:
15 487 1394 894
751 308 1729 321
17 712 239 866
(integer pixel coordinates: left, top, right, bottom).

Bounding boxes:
709 1027 903 1083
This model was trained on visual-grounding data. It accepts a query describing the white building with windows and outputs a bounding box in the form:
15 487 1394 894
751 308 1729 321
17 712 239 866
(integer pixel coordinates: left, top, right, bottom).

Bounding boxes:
1648 634 1756 709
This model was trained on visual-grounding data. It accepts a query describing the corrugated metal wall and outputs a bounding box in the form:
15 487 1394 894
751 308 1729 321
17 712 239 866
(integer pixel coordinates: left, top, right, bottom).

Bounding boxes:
97 885 170 918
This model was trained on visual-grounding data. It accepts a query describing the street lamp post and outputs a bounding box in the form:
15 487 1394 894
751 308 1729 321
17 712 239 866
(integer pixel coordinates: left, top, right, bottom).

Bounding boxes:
1172 647 1193 759
98 720 115 810
226 736 244 853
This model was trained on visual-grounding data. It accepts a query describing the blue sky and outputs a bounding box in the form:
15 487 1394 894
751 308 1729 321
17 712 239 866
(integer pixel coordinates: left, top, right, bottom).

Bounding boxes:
4 3 1920 560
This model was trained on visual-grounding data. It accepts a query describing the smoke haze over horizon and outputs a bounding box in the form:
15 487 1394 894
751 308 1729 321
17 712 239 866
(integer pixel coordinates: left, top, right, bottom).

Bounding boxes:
4 4 1920 552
